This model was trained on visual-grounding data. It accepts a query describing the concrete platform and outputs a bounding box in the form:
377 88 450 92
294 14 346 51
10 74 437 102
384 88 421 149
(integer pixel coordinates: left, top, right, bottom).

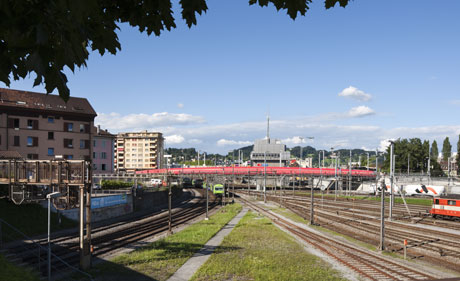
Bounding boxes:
167 207 248 281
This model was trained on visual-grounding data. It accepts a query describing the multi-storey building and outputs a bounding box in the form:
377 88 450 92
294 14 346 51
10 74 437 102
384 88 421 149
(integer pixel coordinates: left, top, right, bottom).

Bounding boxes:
92 126 115 174
0 88 96 160
115 131 164 172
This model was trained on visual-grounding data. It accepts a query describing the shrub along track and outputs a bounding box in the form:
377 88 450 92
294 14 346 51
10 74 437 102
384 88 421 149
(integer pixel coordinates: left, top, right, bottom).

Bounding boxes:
1 188 220 277
238 190 460 273
237 195 437 281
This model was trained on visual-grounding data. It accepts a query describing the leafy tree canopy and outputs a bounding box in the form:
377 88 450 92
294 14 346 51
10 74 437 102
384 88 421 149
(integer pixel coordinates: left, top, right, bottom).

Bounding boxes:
0 0 350 101
442 137 452 161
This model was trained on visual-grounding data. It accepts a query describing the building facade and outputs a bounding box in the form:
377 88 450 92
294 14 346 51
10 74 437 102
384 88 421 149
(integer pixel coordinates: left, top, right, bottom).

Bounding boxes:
92 126 115 174
114 131 164 172
0 88 96 160
250 138 291 167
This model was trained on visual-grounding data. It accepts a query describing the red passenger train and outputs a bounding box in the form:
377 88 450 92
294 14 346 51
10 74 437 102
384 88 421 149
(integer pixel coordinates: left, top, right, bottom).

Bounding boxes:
430 196 460 220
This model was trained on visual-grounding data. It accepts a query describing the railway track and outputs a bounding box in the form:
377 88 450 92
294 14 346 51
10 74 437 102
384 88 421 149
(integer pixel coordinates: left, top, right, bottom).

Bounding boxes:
1 188 220 279
238 190 460 273
238 195 437 281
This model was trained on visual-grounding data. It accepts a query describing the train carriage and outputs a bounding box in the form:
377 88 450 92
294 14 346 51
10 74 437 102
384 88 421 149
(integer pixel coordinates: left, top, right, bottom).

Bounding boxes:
430 196 460 220
212 184 224 196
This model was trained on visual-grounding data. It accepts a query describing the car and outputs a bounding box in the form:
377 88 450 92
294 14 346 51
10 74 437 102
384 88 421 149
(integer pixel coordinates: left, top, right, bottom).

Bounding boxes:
150 178 162 186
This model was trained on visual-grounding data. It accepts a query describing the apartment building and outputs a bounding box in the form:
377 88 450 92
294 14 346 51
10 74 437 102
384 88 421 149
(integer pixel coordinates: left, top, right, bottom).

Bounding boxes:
92 126 115 174
115 131 164 172
0 88 96 160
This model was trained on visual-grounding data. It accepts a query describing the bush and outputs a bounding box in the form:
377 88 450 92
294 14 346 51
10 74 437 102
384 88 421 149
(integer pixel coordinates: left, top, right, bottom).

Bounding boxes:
101 180 133 189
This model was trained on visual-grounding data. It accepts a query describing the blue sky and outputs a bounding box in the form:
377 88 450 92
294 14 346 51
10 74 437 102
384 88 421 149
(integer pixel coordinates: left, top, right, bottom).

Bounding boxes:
3 0 460 153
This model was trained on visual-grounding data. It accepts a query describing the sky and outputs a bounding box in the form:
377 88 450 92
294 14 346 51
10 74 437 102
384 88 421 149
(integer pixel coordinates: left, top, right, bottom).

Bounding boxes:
3 0 460 154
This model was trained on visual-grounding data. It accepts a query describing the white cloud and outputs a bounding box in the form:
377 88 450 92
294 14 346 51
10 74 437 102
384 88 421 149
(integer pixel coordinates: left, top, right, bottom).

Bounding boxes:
188 139 203 144
216 139 252 147
282 136 313 145
177 103 184 108
165 134 185 144
338 86 372 102
378 139 393 152
94 110 460 154
95 112 205 131
450 100 460 106
346 106 375 118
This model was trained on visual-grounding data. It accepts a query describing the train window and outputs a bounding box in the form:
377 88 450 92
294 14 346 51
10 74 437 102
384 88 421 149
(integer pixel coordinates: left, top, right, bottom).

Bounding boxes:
435 199 439 204
447 200 456 206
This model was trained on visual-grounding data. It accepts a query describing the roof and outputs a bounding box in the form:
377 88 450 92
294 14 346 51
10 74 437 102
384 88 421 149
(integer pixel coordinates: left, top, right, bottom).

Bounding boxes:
0 151 24 160
93 126 116 138
0 88 96 117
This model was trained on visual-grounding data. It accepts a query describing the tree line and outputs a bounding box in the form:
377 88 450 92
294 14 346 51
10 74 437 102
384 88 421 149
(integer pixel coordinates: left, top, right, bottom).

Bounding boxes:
382 135 460 176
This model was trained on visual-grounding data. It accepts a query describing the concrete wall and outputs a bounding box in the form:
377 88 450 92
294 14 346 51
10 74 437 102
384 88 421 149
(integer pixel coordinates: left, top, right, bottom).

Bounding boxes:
133 187 183 212
42 193 133 223
42 187 184 222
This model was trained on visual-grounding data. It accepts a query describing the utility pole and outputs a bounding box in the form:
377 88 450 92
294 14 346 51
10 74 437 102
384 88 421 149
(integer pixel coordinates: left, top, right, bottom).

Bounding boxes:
389 141 395 221
367 152 370 171
408 153 410 175
264 151 267 203
299 137 303 191
428 144 431 183
379 176 386 251
310 177 314 225
348 150 352 195
205 181 209 220
197 150 200 166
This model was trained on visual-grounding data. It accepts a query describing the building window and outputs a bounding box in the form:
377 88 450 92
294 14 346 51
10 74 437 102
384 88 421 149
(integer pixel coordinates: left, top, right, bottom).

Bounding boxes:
8 118 20 129
101 152 107 159
101 164 106 171
80 140 89 149
102 140 106 147
27 154 39 160
93 152 97 159
48 132 54 140
48 148 54 156
64 122 73 132
48 117 54 123
64 155 73 160
13 136 20 146
27 120 33 129
27 136 38 147
64 139 73 148
80 124 85 132
93 164 97 170
93 140 97 147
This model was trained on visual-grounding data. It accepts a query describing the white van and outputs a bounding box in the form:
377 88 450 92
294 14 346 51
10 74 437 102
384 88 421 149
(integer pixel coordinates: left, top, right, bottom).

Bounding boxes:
150 178 162 186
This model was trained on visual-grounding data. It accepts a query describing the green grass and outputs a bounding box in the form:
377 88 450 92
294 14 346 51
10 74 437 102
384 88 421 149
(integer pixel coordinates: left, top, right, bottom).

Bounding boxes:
294 192 432 206
0 254 40 281
191 211 345 281
88 203 242 281
267 205 308 224
0 199 77 242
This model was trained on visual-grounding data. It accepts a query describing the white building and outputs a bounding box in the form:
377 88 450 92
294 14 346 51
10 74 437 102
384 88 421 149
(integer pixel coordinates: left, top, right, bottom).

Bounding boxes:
114 131 164 172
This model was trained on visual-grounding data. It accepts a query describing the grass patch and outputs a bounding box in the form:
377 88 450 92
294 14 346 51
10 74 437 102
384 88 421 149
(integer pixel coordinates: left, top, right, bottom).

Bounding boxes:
0 254 40 281
0 199 77 242
89 203 242 281
267 205 308 224
191 211 345 281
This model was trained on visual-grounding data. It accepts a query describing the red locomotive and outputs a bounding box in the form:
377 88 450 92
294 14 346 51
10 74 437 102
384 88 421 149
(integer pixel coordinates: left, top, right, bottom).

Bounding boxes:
430 195 460 220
